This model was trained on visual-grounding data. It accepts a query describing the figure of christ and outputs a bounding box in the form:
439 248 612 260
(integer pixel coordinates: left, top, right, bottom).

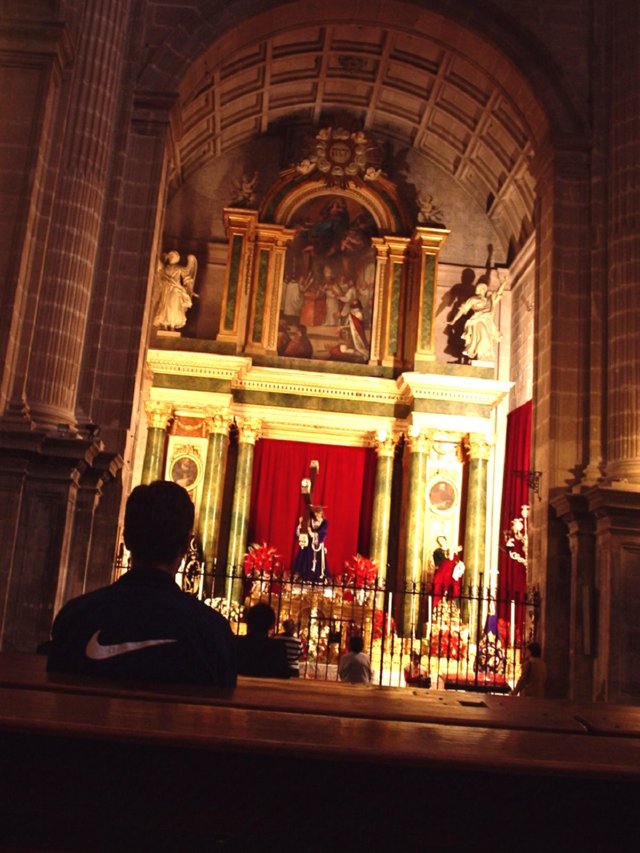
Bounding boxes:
293 506 330 582
432 535 464 607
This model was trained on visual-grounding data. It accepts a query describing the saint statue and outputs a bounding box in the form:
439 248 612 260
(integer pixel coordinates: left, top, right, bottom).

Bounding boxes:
447 267 507 362
293 506 329 582
152 251 198 332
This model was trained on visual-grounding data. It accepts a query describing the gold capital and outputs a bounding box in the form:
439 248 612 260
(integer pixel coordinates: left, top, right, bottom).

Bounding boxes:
144 400 173 430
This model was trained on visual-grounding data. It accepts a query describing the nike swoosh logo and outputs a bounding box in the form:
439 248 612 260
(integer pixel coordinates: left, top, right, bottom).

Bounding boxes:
85 630 178 660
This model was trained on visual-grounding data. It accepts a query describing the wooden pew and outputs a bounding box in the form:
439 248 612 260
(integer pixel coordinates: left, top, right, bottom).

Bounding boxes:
0 652 638 850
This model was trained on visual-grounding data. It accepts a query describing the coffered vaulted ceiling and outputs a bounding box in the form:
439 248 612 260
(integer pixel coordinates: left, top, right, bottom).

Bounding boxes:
170 22 542 250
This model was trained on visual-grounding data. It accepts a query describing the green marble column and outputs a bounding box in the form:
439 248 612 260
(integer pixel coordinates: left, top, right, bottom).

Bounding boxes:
197 411 231 581
141 401 172 484
370 431 397 581
402 428 432 635
463 434 492 626
226 419 261 604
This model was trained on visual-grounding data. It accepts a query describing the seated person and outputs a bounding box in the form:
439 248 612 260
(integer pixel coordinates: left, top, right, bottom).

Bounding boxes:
510 642 547 697
274 618 303 677
338 635 372 684
404 651 431 689
236 603 290 679
47 480 237 687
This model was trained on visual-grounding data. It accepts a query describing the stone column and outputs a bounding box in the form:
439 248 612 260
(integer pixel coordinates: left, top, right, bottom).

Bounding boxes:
369 430 397 581
141 401 172 484
21 0 131 430
401 427 431 634
463 434 492 627
197 411 231 573
606 3 640 483
551 493 596 701
226 419 261 603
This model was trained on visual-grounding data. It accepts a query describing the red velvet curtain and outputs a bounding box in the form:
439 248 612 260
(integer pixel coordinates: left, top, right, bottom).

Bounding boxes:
497 400 532 623
248 439 377 577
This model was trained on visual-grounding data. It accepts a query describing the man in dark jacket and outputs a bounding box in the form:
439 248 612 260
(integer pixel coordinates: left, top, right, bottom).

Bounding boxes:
47 480 236 687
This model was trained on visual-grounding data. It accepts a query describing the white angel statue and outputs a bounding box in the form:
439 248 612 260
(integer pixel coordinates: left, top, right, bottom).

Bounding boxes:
152 251 198 331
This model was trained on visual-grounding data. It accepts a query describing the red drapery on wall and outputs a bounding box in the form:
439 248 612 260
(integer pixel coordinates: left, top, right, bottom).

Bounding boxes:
248 439 377 577
497 400 532 619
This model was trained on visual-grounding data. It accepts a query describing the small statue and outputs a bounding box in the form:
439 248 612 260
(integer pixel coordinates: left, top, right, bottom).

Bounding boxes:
230 171 258 207
417 192 445 226
296 157 316 175
152 251 198 332
447 267 507 362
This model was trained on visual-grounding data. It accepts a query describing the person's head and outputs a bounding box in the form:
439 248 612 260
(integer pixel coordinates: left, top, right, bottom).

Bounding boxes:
348 635 364 654
245 603 277 637
527 642 542 658
312 506 324 520
475 282 488 296
124 480 194 571
166 250 180 265
409 651 421 663
282 618 295 635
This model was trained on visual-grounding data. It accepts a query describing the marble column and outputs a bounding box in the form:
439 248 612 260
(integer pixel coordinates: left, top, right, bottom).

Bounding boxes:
197 411 231 576
369 430 397 581
226 419 261 603
141 401 172 484
401 428 432 634
463 434 492 627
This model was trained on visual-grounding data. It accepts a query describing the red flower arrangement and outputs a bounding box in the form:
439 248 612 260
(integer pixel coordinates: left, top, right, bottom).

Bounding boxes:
372 608 396 640
243 543 285 578
341 554 379 589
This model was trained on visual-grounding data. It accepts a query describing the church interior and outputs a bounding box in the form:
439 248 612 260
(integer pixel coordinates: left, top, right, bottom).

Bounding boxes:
1 0 640 709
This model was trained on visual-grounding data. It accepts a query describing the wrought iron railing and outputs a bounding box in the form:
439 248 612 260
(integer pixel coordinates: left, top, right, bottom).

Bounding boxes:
113 552 539 692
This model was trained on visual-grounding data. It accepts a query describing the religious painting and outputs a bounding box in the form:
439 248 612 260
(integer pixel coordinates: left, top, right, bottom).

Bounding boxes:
279 195 378 363
170 454 200 490
428 479 456 513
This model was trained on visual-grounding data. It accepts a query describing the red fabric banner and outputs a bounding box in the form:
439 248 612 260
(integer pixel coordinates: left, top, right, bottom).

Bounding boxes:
497 399 532 621
247 438 377 577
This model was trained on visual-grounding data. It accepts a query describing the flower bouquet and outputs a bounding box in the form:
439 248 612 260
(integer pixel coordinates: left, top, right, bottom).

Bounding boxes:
243 543 286 595
340 554 379 603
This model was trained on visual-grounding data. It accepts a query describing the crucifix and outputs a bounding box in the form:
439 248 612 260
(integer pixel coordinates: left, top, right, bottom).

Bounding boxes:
298 459 319 548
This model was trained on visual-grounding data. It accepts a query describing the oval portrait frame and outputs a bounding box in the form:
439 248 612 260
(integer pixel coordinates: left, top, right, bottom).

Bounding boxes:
170 453 202 491
427 478 457 514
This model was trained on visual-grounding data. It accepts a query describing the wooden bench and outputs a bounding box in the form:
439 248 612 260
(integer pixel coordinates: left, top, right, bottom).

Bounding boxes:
0 652 638 849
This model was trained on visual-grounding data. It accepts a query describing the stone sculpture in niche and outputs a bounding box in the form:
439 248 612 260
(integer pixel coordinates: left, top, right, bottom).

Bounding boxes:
447 267 507 362
152 251 198 332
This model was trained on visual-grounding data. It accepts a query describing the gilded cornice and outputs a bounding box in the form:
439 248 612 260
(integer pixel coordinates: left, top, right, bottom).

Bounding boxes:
232 366 401 406
147 349 251 381
399 372 512 410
